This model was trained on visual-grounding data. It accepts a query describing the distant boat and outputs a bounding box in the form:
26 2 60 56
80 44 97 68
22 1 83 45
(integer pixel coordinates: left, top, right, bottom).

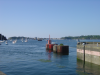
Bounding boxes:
0 41 4 42
10 39 12 41
38 39 42 41
25 39 28 42
21 38 23 42
5 41 8 45
12 41 15 44
12 40 16 44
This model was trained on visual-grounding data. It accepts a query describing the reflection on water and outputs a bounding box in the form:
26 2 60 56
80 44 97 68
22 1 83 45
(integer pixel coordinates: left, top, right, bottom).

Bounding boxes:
77 59 100 75
1 40 100 75
53 52 62 59
53 52 68 69
46 50 52 60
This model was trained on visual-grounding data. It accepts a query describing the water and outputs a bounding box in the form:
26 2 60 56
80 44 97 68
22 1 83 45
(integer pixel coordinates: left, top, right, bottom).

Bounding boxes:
0 40 100 75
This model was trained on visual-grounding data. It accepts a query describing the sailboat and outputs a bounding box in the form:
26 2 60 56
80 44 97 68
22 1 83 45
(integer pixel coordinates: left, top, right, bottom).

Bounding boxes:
5 41 8 45
12 39 17 44
10 39 12 41
21 38 23 42
12 40 16 44
25 38 28 42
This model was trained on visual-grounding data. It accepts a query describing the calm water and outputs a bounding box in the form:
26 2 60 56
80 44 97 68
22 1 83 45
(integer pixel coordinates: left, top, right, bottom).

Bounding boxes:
0 40 100 75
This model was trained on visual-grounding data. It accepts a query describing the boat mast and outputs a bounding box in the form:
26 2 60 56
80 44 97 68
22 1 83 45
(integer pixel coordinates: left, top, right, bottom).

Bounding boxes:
49 35 50 40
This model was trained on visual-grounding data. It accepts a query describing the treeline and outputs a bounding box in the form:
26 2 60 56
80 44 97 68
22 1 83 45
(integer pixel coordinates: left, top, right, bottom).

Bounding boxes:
61 35 100 39
8 36 30 40
0 34 7 40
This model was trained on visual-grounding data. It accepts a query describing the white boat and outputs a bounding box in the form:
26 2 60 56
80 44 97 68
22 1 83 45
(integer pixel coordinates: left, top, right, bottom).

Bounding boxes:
21 38 23 42
25 39 28 42
12 41 15 44
12 40 16 44
10 39 12 41
5 41 8 45
0 41 4 43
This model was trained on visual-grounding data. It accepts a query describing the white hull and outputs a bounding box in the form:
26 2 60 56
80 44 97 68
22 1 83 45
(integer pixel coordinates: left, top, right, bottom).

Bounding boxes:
25 39 28 42
0 41 4 43
12 40 17 44
25 40 27 42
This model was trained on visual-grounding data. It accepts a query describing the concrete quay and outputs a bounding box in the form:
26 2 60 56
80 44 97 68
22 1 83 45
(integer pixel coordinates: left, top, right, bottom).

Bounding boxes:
77 42 100 65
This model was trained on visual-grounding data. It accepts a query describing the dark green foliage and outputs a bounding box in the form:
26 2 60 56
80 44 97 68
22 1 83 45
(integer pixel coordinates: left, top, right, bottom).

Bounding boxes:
60 43 63 46
8 36 28 40
0 34 7 40
61 35 100 39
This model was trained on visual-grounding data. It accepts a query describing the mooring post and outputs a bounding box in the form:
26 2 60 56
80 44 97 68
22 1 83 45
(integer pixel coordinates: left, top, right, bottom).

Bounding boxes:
82 43 85 71
84 45 85 64
82 43 85 65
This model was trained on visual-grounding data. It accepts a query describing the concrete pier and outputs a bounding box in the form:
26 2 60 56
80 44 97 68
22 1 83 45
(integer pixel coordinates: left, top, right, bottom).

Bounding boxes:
53 45 69 54
77 42 100 65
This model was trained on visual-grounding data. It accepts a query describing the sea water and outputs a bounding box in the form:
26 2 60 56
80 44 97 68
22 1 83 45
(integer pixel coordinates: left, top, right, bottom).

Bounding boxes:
0 40 100 75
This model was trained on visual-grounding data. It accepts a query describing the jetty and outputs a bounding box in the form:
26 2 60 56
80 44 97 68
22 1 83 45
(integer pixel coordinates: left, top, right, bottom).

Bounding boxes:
77 42 100 65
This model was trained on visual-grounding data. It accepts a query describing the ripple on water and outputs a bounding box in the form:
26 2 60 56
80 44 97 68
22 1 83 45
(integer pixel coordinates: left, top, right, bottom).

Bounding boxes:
0 40 100 75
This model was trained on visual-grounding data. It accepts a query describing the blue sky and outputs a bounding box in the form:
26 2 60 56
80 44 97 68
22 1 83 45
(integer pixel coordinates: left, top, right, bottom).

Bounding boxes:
0 0 100 38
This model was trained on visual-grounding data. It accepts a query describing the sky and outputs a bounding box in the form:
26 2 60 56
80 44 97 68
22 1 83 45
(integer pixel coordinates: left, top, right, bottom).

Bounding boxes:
0 0 100 38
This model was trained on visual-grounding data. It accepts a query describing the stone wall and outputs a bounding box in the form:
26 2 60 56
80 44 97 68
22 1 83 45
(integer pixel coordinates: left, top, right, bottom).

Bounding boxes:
77 42 100 65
